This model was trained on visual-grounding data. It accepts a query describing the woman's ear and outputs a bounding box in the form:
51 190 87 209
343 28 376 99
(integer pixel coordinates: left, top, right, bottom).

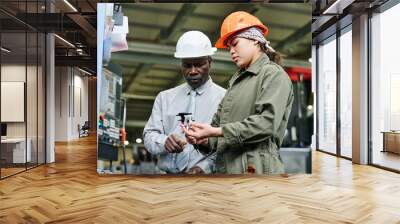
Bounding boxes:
254 40 259 45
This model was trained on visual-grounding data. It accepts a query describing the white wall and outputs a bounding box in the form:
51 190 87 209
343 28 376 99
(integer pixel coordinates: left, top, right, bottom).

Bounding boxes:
54 67 89 141
55 67 68 141
72 73 89 138
1 64 46 164
0 65 40 138
1 65 26 81
1 65 26 139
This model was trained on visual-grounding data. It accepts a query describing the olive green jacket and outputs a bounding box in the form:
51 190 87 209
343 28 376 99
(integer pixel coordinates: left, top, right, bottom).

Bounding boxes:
208 54 294 174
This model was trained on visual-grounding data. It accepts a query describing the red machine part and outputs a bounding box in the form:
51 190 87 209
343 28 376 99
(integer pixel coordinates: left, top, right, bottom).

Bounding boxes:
285 67 311 82
120 128 126 143
99 114 105 121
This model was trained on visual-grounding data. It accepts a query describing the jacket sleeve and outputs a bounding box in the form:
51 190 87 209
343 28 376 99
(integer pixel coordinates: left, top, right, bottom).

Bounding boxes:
143 93 168 156
221 68 293 148
206 97 224 152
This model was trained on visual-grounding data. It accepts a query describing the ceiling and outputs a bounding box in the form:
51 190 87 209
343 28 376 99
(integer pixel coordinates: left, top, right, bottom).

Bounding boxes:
0 0 98 72
108 3 312 141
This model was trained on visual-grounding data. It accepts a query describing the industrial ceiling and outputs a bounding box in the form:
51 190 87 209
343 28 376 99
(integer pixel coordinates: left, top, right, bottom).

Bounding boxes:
109 3 312 141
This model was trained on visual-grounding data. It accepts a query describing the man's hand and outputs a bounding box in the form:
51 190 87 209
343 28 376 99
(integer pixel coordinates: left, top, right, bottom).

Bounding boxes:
187 166 204 174
165 134 187 153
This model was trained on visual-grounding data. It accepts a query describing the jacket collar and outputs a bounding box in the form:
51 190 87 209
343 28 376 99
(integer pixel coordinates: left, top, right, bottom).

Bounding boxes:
243 53 270 76
229 54 270 88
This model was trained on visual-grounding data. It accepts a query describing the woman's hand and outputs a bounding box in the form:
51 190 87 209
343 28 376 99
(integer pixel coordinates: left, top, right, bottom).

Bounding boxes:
180 122 223 143
186 136 208 146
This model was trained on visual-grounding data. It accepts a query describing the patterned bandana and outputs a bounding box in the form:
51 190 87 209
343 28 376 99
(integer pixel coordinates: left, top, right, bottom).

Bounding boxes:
232 27 276 53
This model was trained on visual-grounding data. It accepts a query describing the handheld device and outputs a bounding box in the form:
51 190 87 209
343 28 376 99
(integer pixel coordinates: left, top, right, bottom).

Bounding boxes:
176 112 194 130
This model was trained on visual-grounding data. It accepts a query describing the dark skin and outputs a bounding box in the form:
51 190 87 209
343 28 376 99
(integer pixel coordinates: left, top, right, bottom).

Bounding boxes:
164 56 212 174
165 134 187 154
181 56 212 89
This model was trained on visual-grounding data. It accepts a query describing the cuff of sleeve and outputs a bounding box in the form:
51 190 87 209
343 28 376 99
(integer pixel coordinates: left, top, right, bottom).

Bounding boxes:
155 135 168 154
221 123 241 147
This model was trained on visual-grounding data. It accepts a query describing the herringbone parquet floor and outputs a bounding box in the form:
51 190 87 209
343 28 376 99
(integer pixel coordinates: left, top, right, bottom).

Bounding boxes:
1 135 400 223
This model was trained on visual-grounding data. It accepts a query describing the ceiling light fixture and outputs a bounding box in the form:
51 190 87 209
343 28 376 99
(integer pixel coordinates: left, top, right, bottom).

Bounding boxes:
1 47 11 53
78 67 92 76
54 34 75 48
322 0 354 15
63 0 78 12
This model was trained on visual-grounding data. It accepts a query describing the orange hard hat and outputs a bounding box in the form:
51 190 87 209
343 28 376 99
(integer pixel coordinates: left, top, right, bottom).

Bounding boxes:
215 11 269 49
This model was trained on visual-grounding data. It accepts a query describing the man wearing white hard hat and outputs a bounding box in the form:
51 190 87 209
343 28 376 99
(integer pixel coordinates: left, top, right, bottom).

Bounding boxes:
143 31 226 174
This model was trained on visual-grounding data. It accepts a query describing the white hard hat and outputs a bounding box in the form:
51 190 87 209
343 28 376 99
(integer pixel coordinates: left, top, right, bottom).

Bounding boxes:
174 31 217 58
